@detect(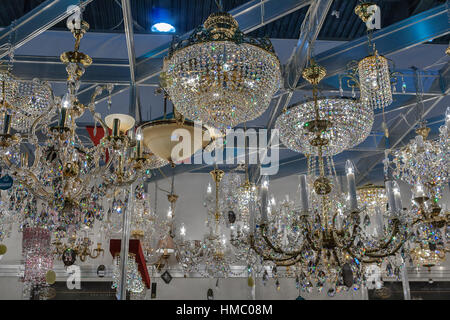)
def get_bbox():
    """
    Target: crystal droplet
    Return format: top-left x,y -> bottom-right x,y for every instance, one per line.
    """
363,214 -> 371,227
248,276 -> 254,287
262,270 -> 268,286
352,86 -> 356,98
386,263 -> 393,276
342,263 -> 354,288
